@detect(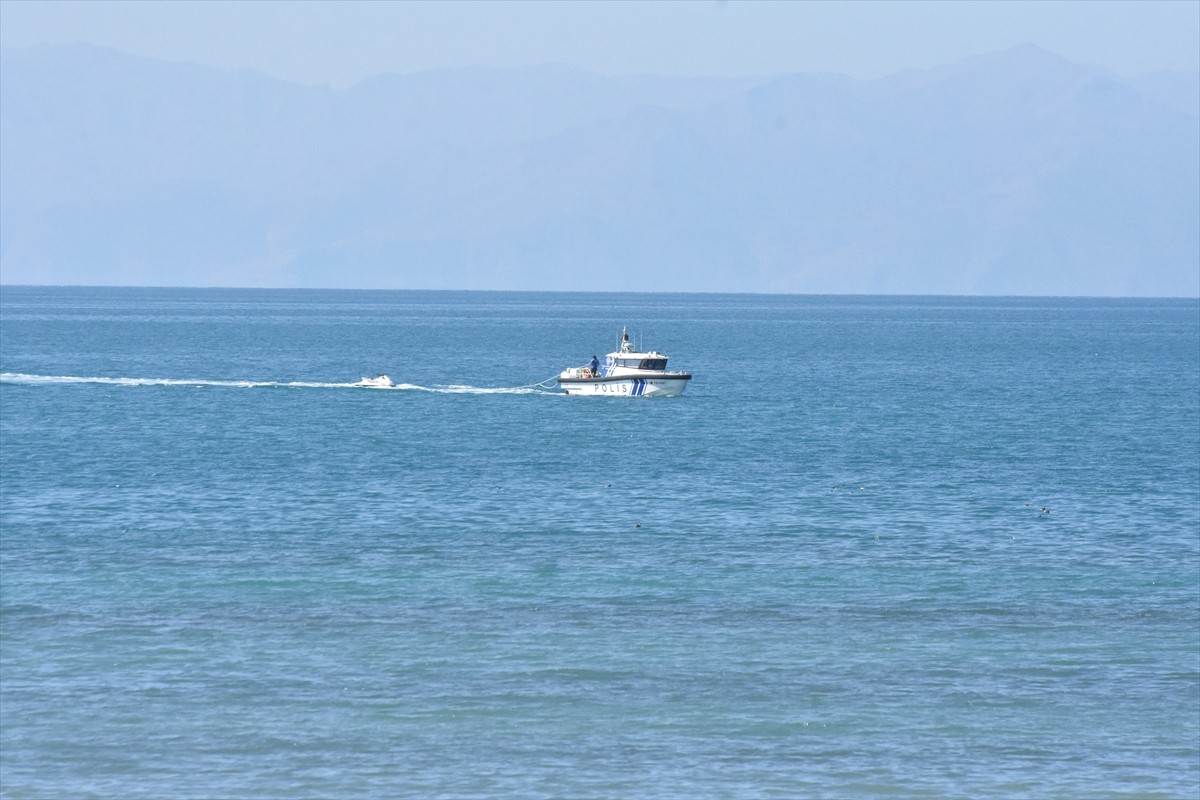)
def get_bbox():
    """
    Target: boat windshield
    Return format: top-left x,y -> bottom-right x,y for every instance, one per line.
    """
638,358 -> 667,370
